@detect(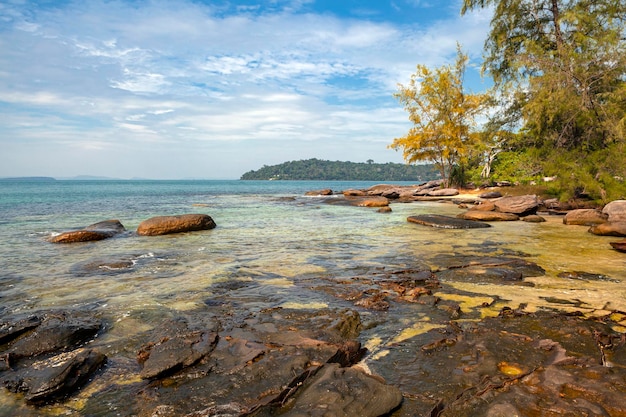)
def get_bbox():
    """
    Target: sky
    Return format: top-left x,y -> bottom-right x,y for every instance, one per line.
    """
0,0 -> 493,179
